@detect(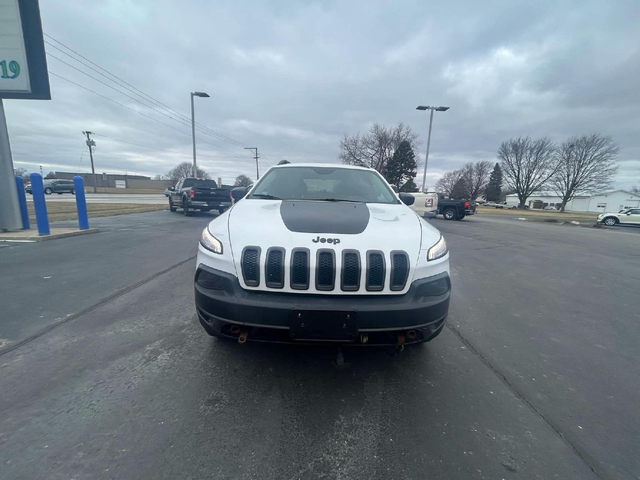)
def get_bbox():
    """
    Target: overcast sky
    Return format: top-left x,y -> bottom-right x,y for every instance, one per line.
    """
5,0 -> 640,188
